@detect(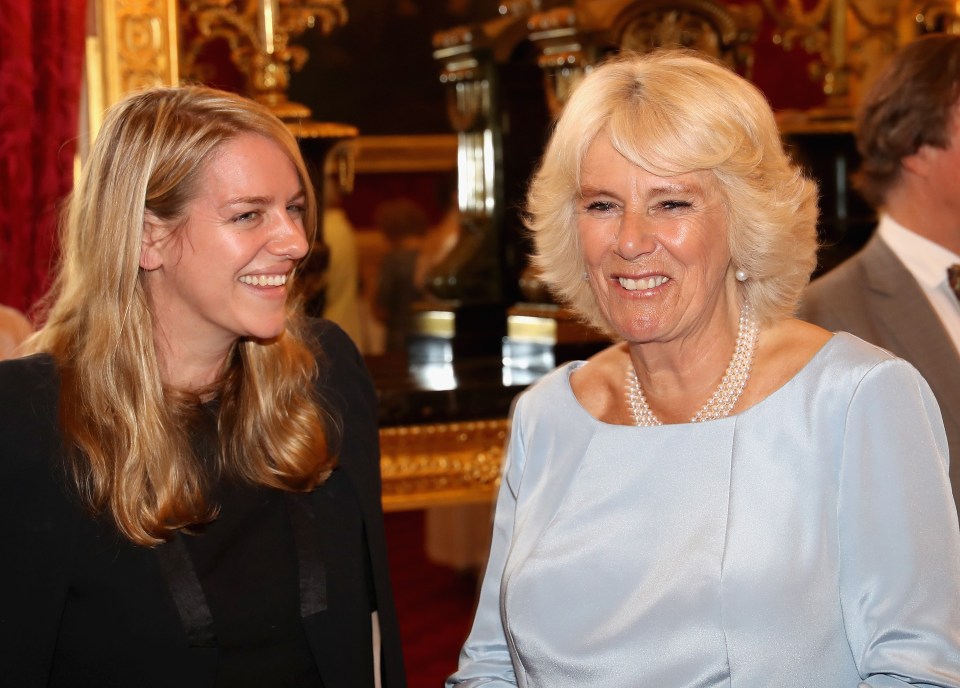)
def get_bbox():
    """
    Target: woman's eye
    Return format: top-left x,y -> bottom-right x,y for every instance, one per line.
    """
659,200 -> 692,211
287,204 -> 305,218
585,200 -> 616,213
234,210 -> 260,223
